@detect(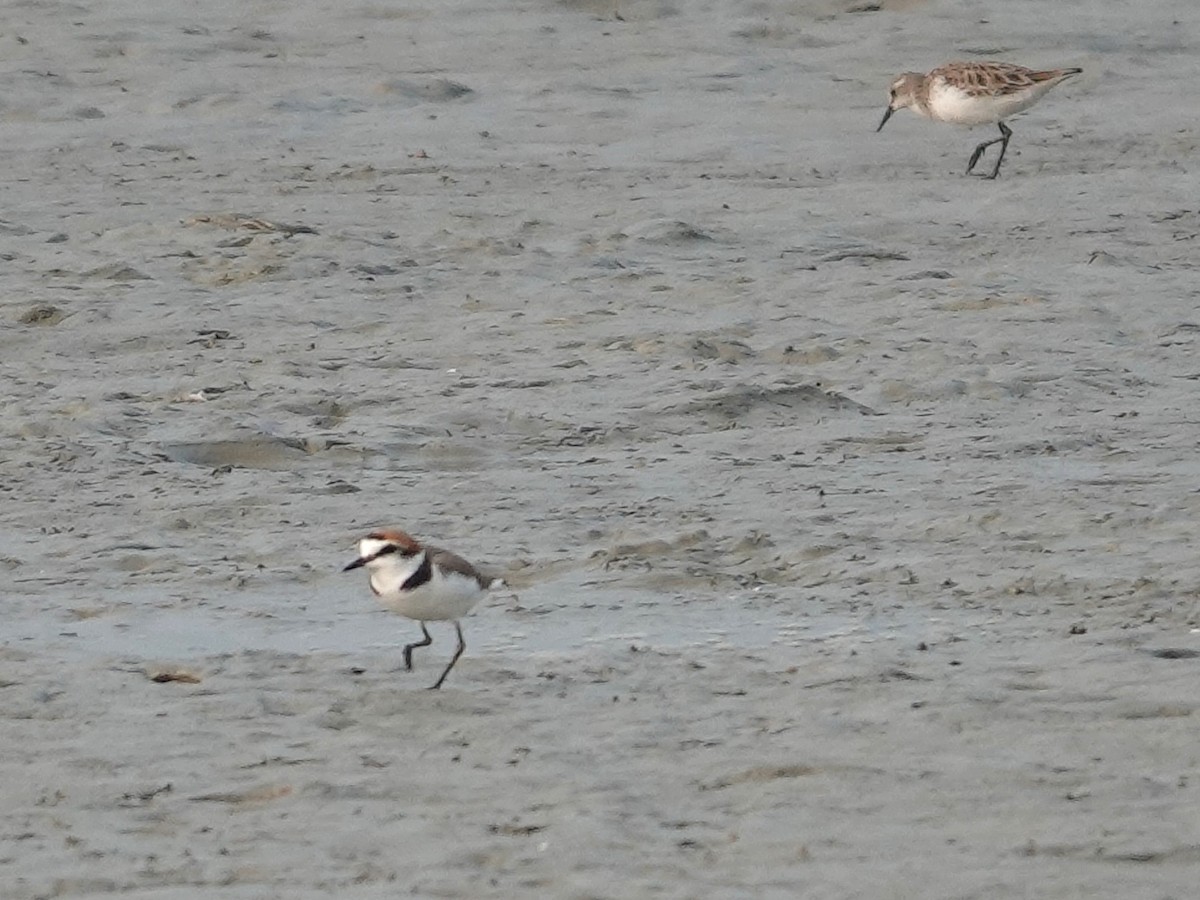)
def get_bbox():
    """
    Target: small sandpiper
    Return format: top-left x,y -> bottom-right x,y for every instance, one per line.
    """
877,61 -> 1082,178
